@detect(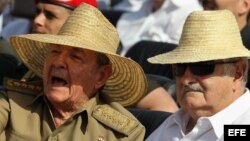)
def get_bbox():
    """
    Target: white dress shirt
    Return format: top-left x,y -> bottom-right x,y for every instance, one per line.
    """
117,0 -> 203,56
146,89 -> 250,141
